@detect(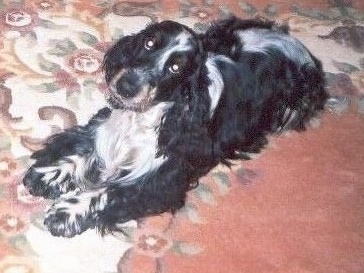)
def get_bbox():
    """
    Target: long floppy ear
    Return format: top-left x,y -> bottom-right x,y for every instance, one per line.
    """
103,35 -> 136,84
157,69 -> 216,168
